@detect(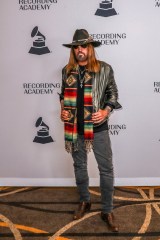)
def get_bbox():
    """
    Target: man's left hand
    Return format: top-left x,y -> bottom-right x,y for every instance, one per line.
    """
92,108 -> 111,124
